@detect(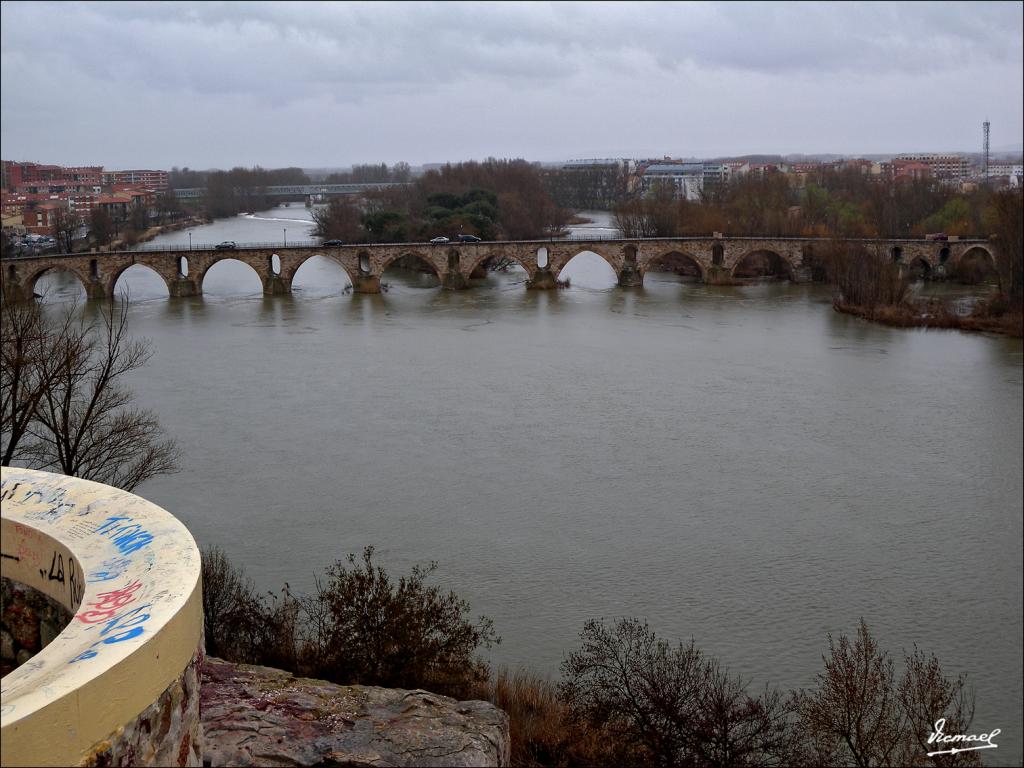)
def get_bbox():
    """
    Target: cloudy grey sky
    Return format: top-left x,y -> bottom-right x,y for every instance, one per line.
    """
2,1 -> 1022,169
